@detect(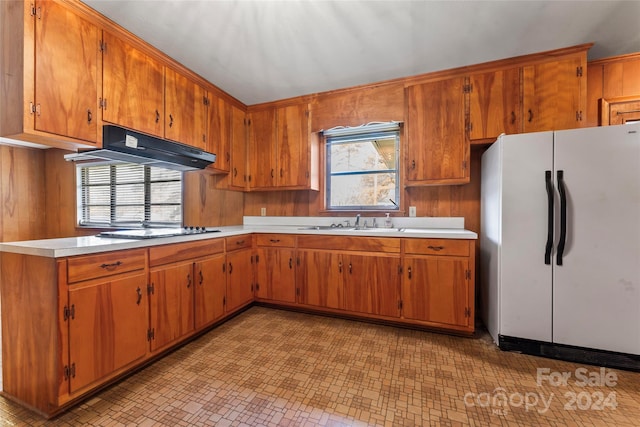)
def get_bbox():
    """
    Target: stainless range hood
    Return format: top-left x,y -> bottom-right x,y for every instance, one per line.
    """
64,125 -> 216,171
